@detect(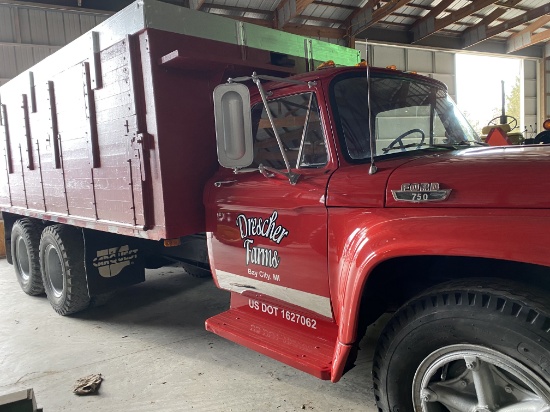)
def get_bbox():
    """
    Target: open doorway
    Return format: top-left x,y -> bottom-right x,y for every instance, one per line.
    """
456,54 -> 523,136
